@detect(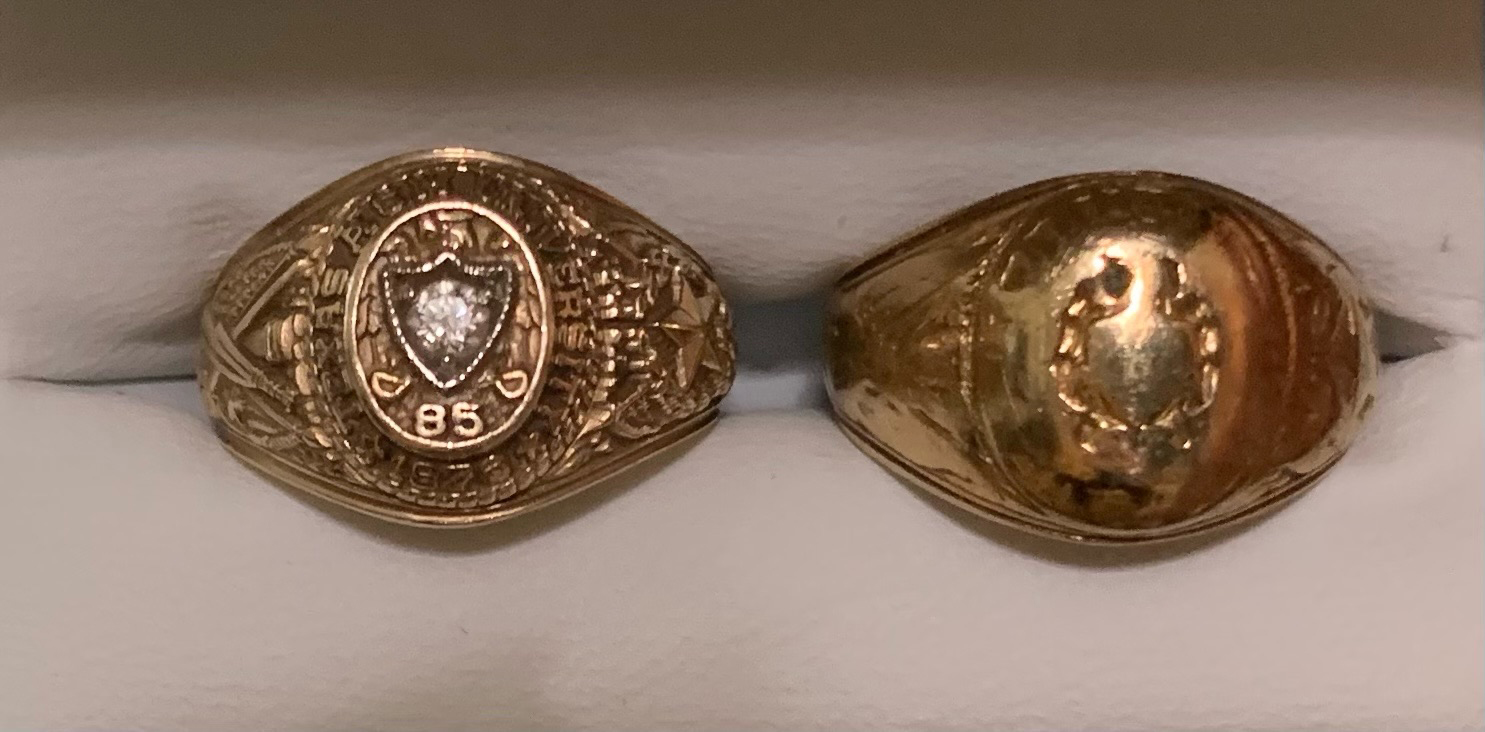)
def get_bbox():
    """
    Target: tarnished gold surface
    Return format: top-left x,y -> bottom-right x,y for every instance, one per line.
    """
827,172 -> 1377,544
199,149 -> 734,527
